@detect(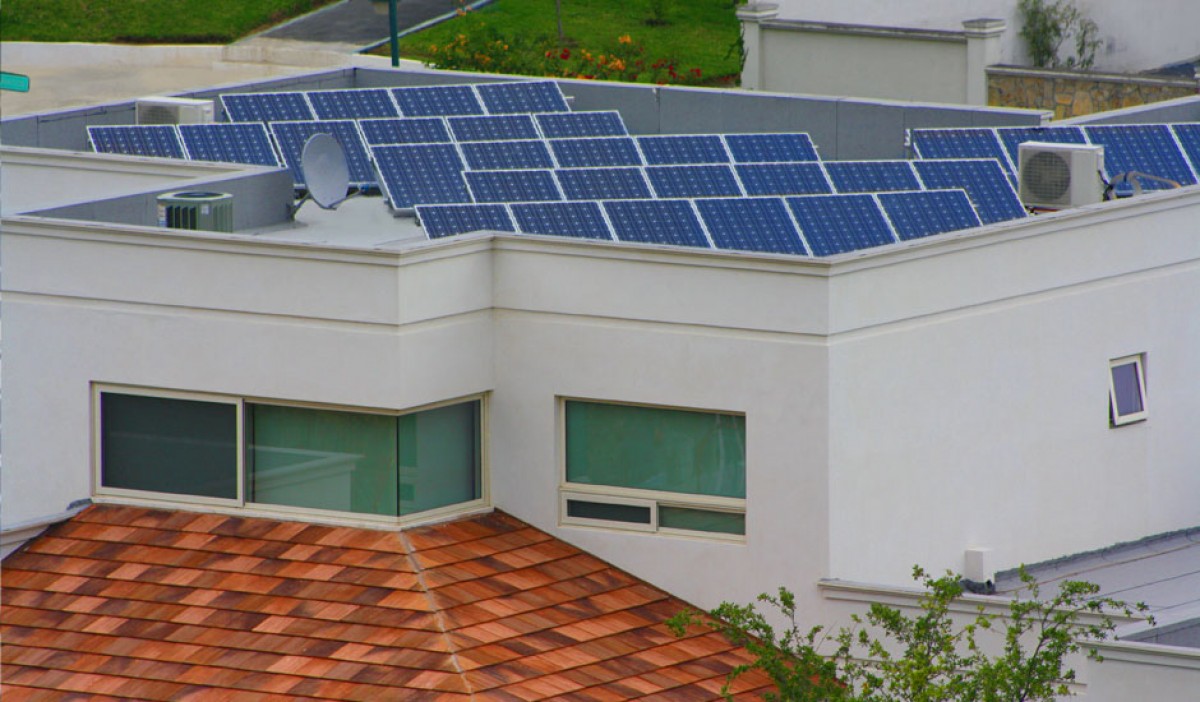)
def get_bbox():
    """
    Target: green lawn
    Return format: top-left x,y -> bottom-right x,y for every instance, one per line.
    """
391,0 -> 744,86
0,0 -> 337,43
